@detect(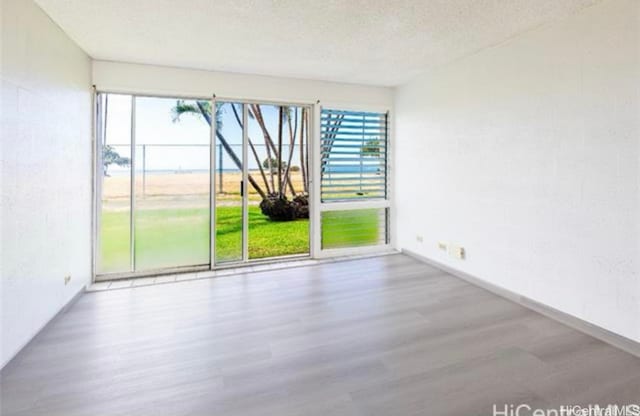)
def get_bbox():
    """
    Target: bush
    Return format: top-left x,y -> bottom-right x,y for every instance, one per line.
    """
260,194 -> 295,221
259,193 -> 309,221
291,194 -> 309,219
